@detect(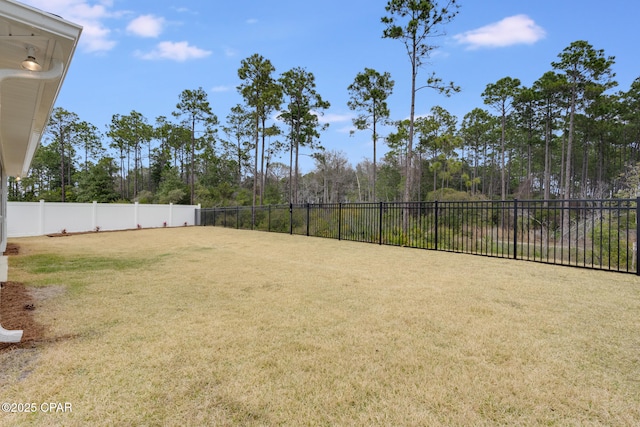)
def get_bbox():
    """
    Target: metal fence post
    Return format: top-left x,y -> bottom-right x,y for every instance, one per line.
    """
434,200 -> 439,251
379,202 -> 383,245
511,199 -> 517,259
289,203 -> 293,235
338,203 -> 342,241
633,197 -> 640,276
